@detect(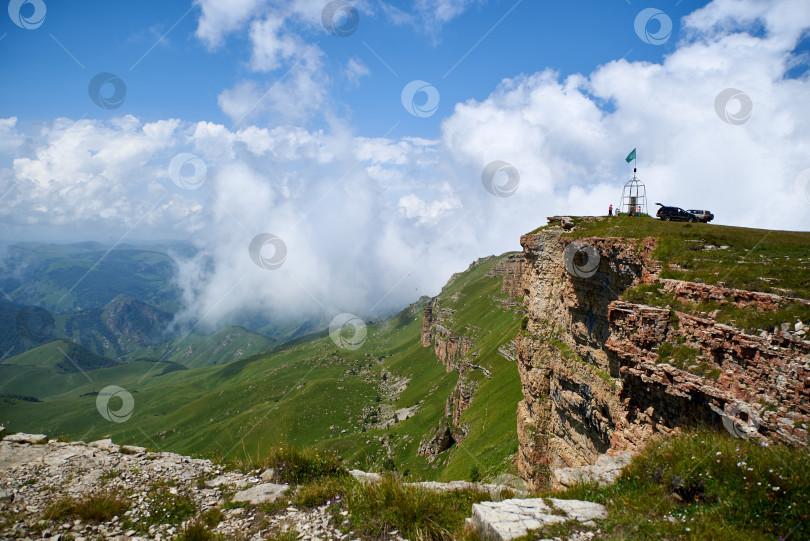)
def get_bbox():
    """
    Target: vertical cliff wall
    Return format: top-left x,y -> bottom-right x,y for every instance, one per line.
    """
516,228 -> 810,490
